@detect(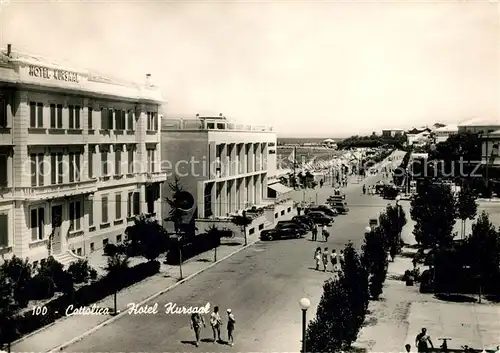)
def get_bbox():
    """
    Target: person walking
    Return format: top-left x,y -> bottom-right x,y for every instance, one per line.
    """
190,312 -> 205,347
362,184 -> 366,194
209,306 -> 222,343
226,309 -> 236,347
312,224 -> 318,241
322,247 -> 329,272
415,328 -> 434,353
314,247 -> 322,270
322,224 -> 329,242
330,249 -> 338,273
339,249 -> 345,269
